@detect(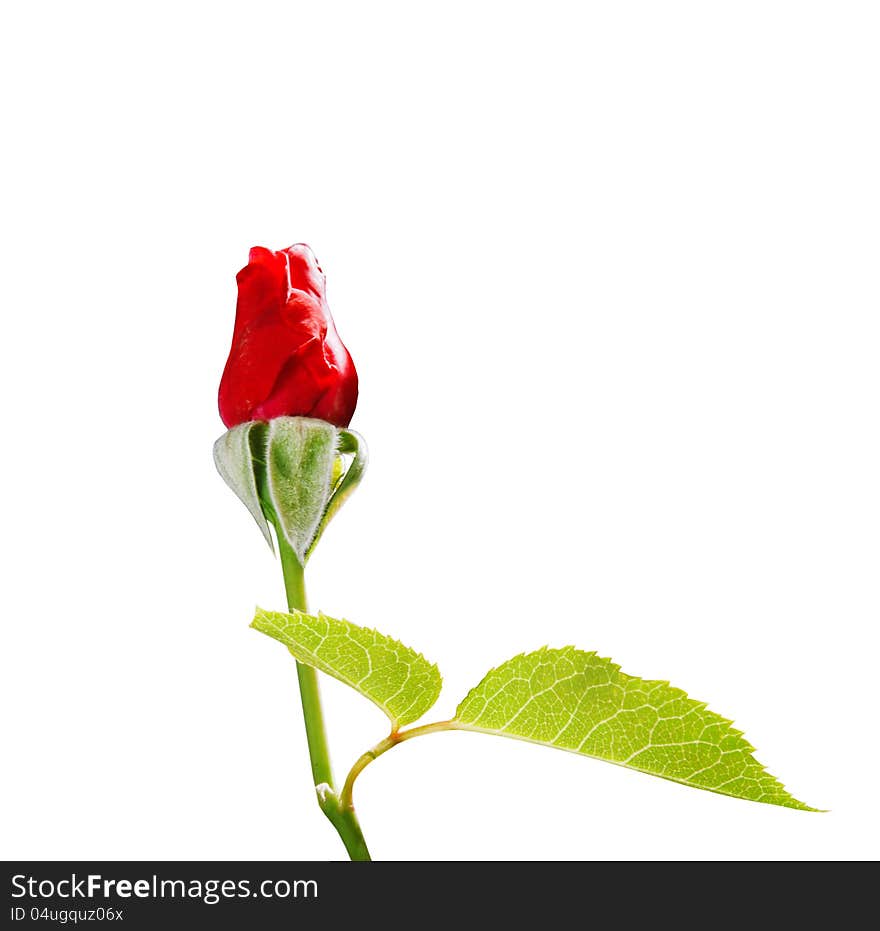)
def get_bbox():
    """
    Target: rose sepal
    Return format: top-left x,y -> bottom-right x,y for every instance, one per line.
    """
213,415 -> 367,565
